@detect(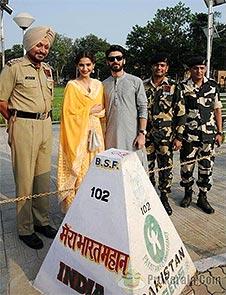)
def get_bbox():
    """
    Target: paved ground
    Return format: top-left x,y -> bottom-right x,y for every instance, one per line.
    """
0,124 -> 225,295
